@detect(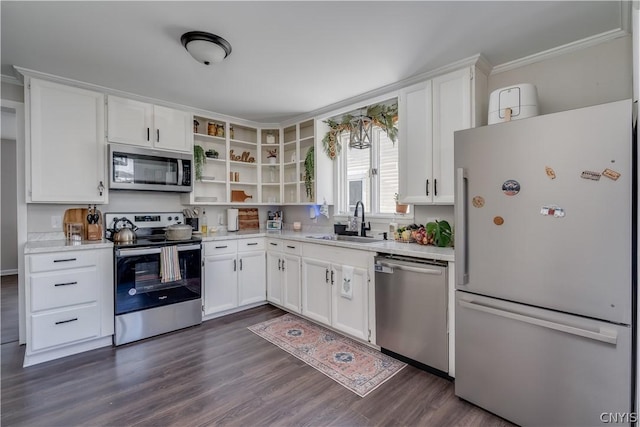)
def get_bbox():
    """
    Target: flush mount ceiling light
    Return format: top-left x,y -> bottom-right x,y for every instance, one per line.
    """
349,113 -> 373,149
181,31 -> 232,65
